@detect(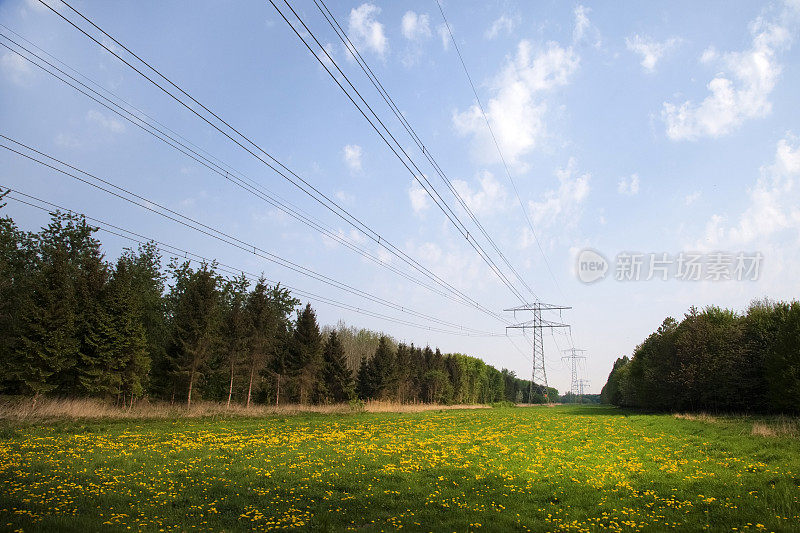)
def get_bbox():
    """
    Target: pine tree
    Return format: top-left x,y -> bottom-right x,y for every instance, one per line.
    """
0,191 -> 36,393
223,274 -> 250,407
76,257 -> 117,397
116,243 -> 167,398
321,330 -> 353,403
79,285 -> 121,398
356,355 -> 371,400
287,303 -> 323,404
13,212 -> 84,399
243,279 -> 270,408
107,261 -> 150,405
53,213 -> 108,396
168,261 -> 223,407
393,343 -> 412,403
368,336 -> 396,400
249,280 -> 298,406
